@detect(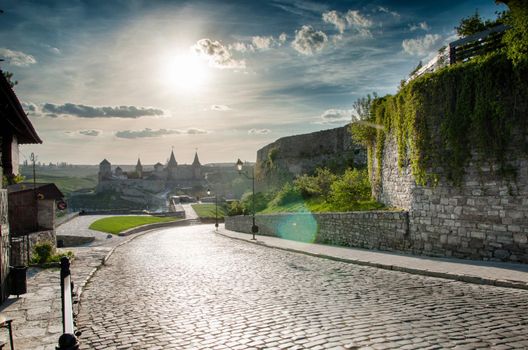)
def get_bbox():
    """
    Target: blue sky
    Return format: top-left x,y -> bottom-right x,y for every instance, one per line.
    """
1,0 -> 505,165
